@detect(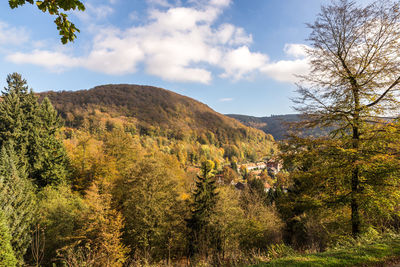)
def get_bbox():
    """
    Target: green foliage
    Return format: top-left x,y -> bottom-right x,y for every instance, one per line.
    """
278,124 -> 400,249
8,0 -> 85,44
0,211 -> 17,267
0,143 -> 37,264
34,97 -> 70,186
253,233 -> 400,267
69,182 -> 128,267
187,160 -> 220,260
37,185 -> 87,265
41,84 -> 275,163
211,186 -> 244,260
118,155 -> 186,263
239,188 -> 283,252
0,73 -> 70,188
